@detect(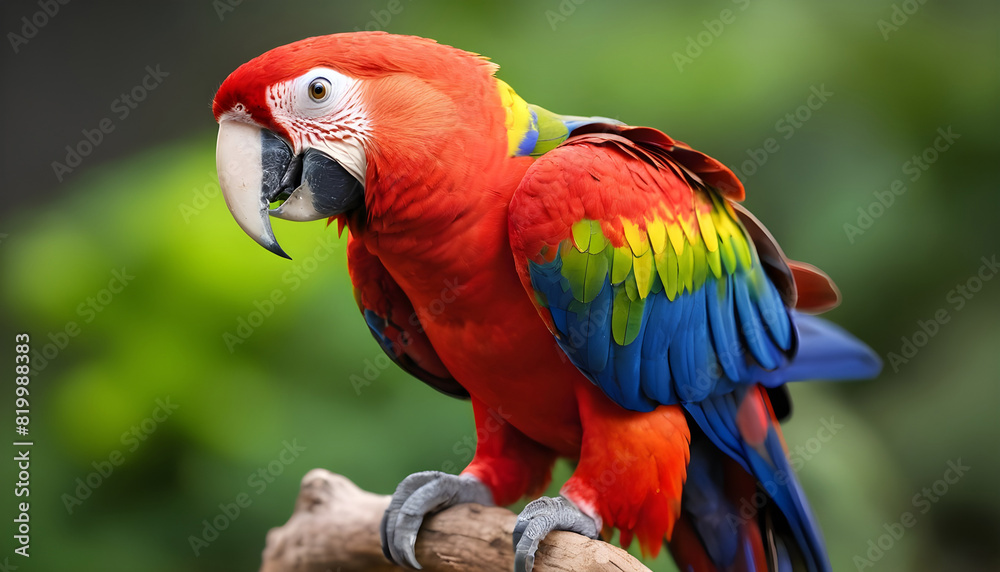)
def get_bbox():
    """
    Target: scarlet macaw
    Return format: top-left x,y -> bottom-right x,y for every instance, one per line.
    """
213,32 -> 880,572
